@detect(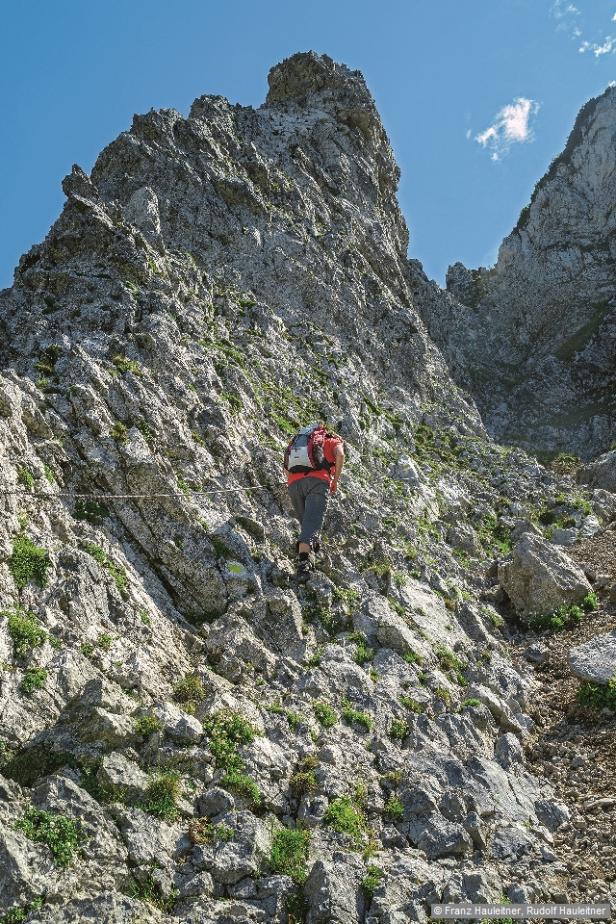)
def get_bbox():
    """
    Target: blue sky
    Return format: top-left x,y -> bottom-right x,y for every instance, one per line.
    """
1,0 -> 615,288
